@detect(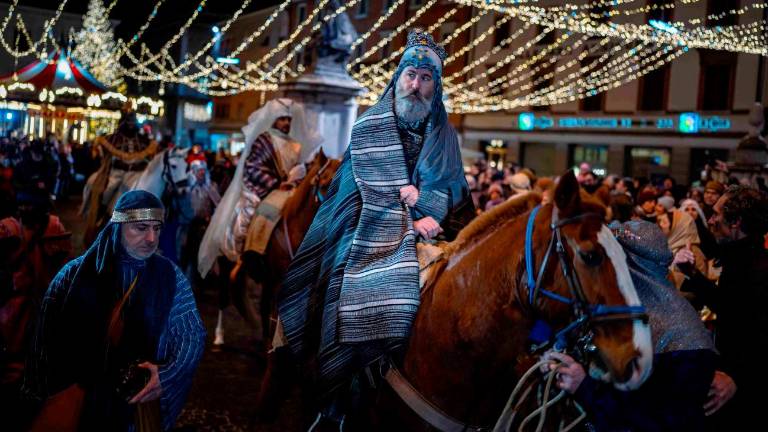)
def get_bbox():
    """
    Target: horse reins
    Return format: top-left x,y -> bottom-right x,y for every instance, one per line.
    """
523,204 -> 648,354
311,159 -> 332,204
